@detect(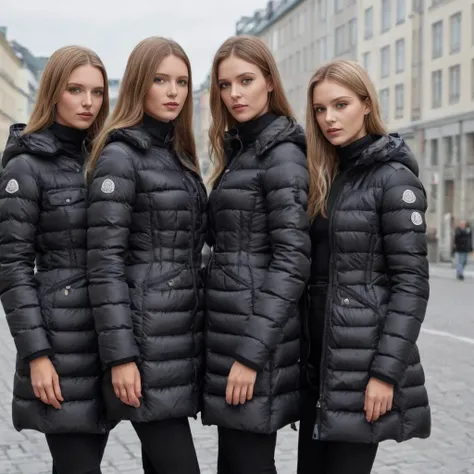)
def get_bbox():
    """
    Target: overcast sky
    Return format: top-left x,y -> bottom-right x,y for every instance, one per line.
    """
2,0 -> 268,87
